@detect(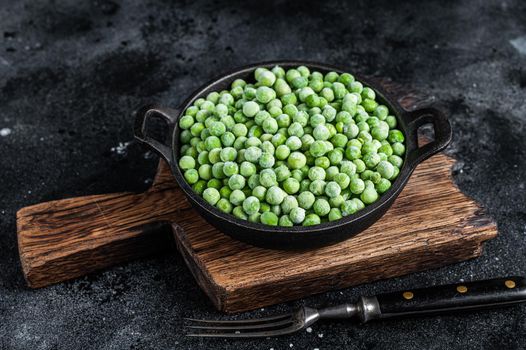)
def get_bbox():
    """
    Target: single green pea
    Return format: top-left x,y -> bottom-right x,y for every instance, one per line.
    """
386,115 -> 397,128
228,174 -> 246,190
184,169 -> 199,184
283,177 -> 300,194
289,207 -> 306,224
259,168 -> 277,188
308,166 -> 326,181
388,129 -> 405,143
216,198 -> 233,214
303,213 -> 321,226
260,211 -> 278,225
275,79 -> 292,97
252,186 -> 267,201
179,155 -> 196,170
279,215 -> 294,227
325,181 -> 342,198
192,180 -> 207,195
329,195 -> 345,208
388,155 -> 403,168
361,186 -> 378,204
315,156 -> 331,169
376,178 -> 391,194
229,189 -> 246,206
353,159 -> 366,173
377,160 -> 395,179
272,66 -> 285,78
326,166 -> 339,181
313,198 -> 331,216
392,142 -> 405,156
238,161 -> 256,177
328,208 -> 343,221
309,140 -> 328,157
198,164 -> 212,180
288,152 -> 307,169
309,179 -> 326,196
203,187 -> 220,206
363,152 -> 381,168
266,186 -> 286,205
220,185 -> 232,199
259,152 -> 275,168
350,178 -> 365,194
